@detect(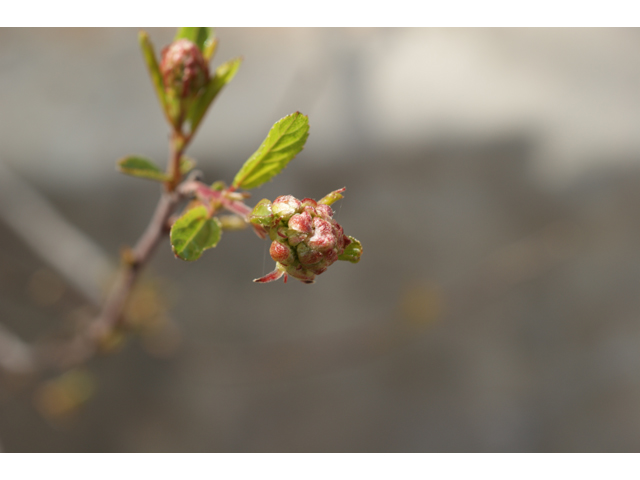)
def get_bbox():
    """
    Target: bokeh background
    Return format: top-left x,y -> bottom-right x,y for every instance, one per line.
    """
2,28 -> 640,452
